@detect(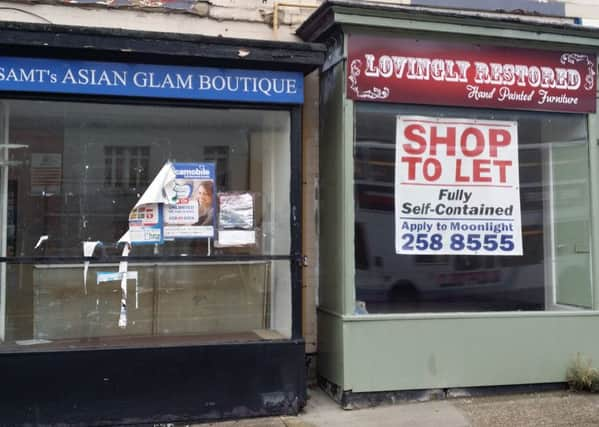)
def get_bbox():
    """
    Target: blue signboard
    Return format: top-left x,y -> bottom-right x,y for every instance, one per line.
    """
0,57 -> 304,104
